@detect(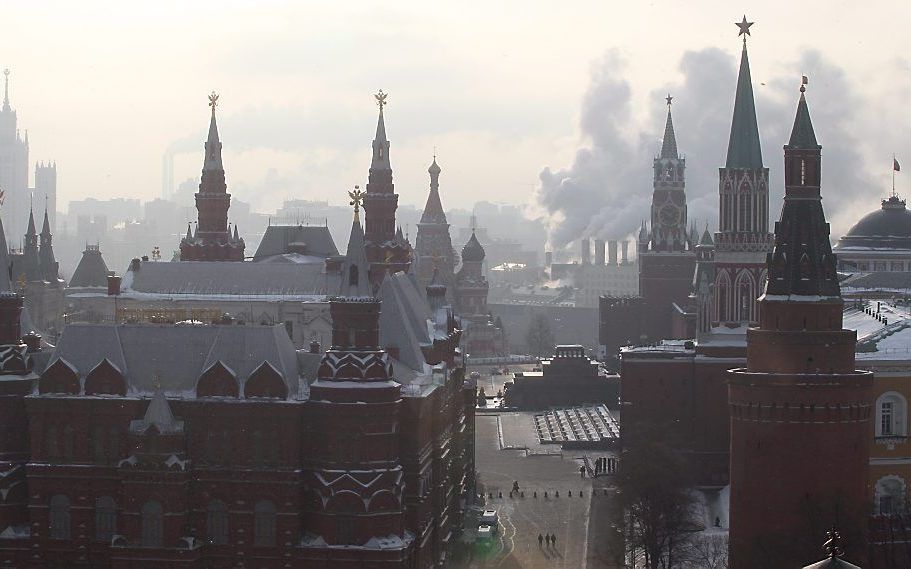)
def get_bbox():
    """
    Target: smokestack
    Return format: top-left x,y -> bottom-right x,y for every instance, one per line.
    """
608,241 -> 618,265
594,239 -> 605,265
581,238 -> 591,265
621,240 -> 629,264
545,251 -> 553,267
